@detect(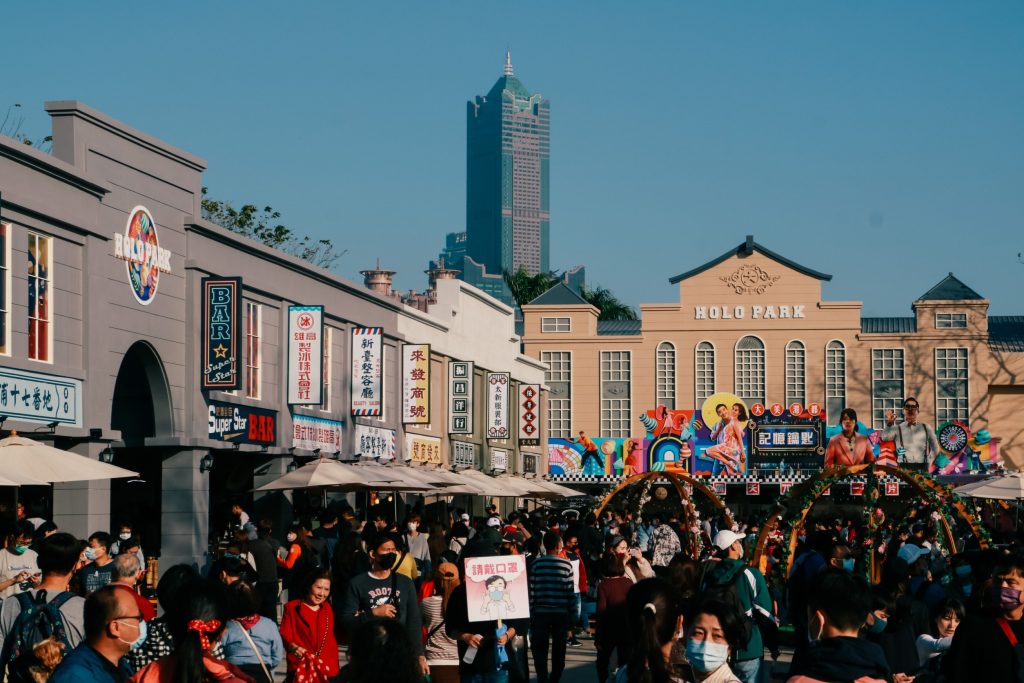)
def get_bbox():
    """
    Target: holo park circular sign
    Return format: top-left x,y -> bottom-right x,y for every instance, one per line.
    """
113,206 -> 172,305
